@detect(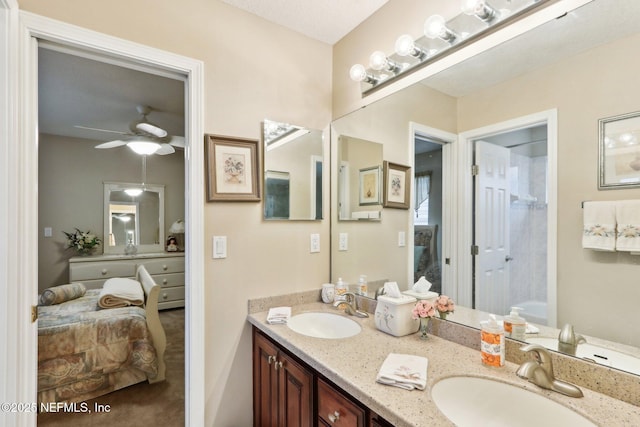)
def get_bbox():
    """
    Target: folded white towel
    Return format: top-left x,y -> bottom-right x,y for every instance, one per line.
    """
266,306 -> 291,324
376,353 -> 428,391
98,278 -> 144,308
615,200 -> 640,252
582,201 -> 616,251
